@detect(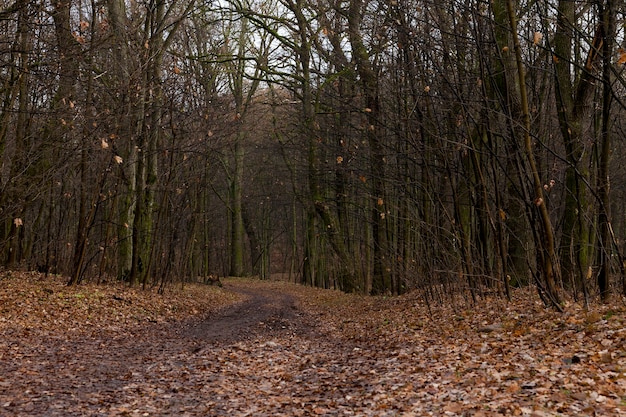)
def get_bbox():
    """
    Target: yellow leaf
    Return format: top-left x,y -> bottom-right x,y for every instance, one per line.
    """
618,48 -> 626,65
377,198 -> 384,206
13,218 -> 23,227
100,138 -> 109,149
114,155 -> 123,164
533,32 -> 543,45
